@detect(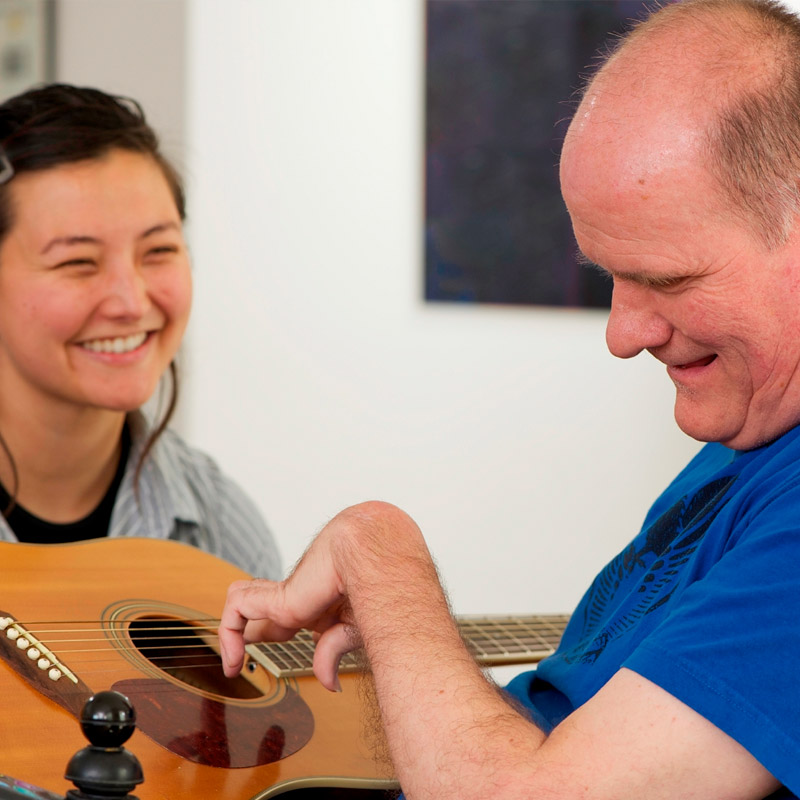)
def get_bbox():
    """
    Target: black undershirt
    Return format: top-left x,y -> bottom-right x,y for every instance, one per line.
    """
2,424 -> 132,544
